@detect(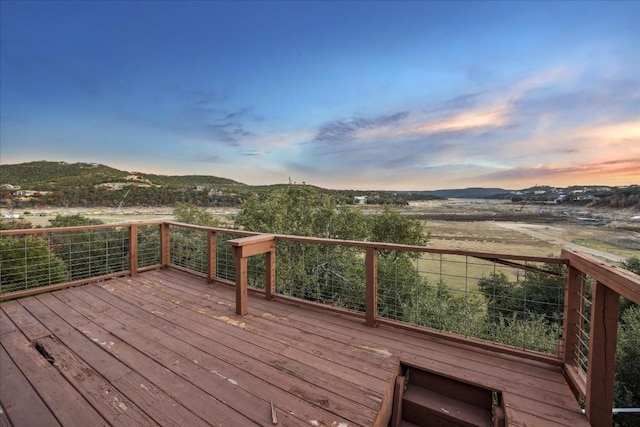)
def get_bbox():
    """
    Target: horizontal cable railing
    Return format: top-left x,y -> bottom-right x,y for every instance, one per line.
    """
162,222 -> 257,282
0,223 -> 158,299
374,249 -> 565,355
